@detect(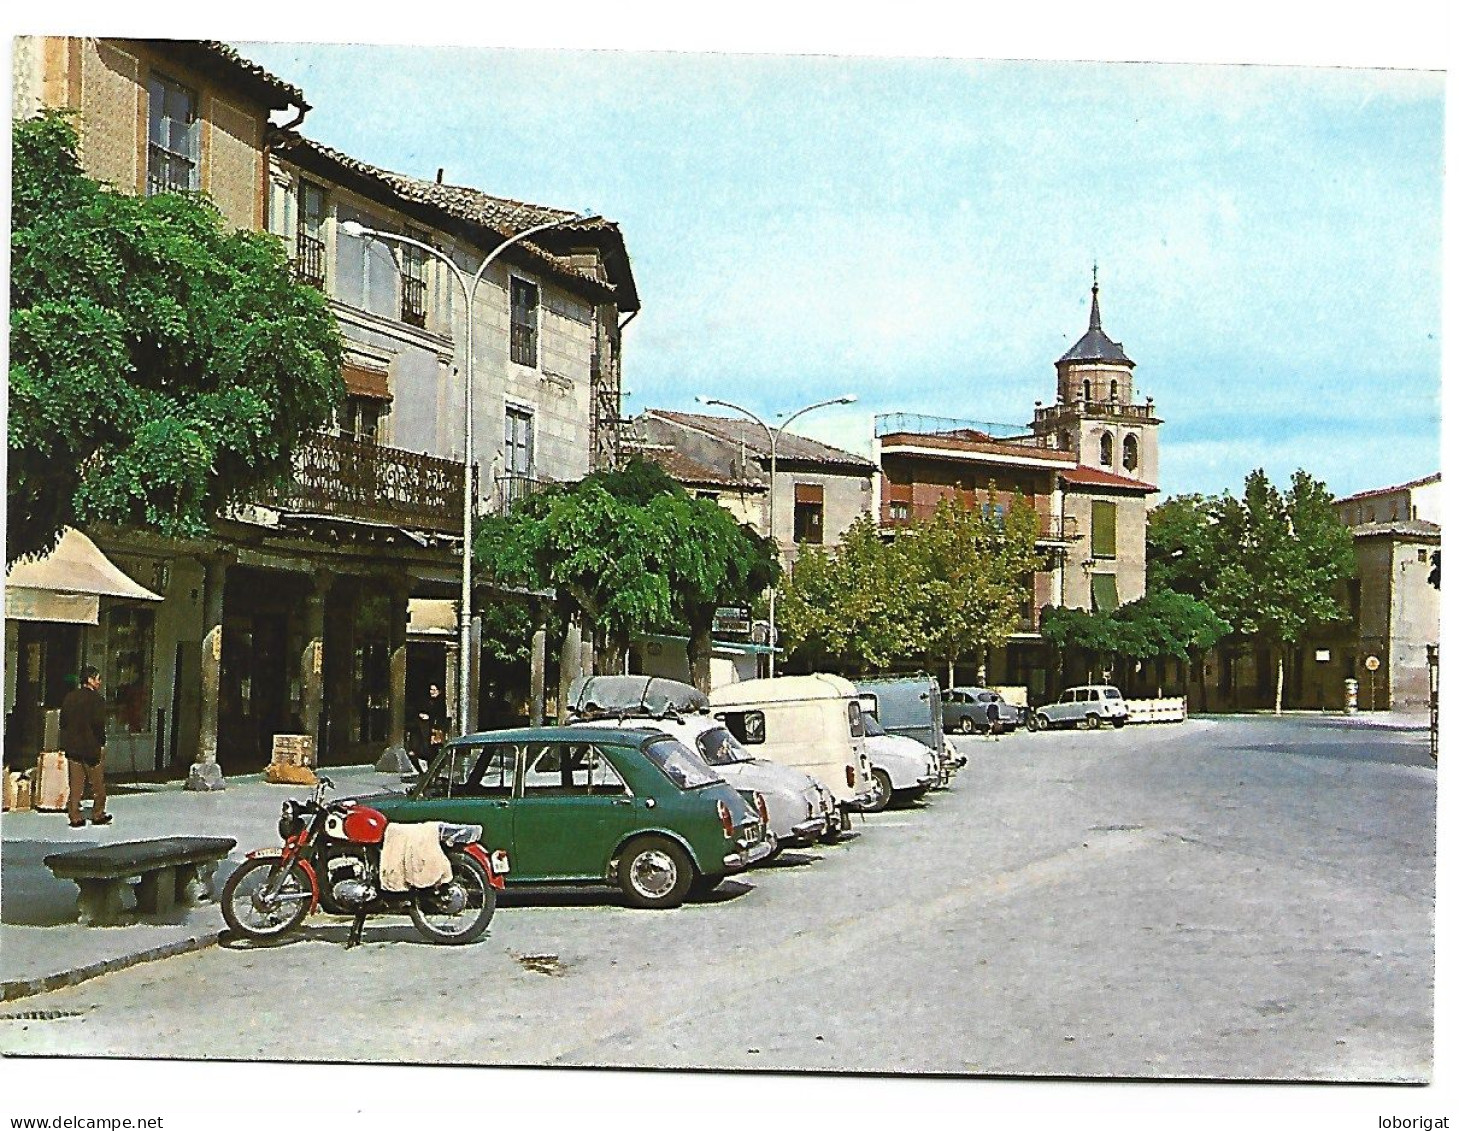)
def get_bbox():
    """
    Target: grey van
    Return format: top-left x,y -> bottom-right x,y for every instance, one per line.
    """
854,674 -> 962,785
